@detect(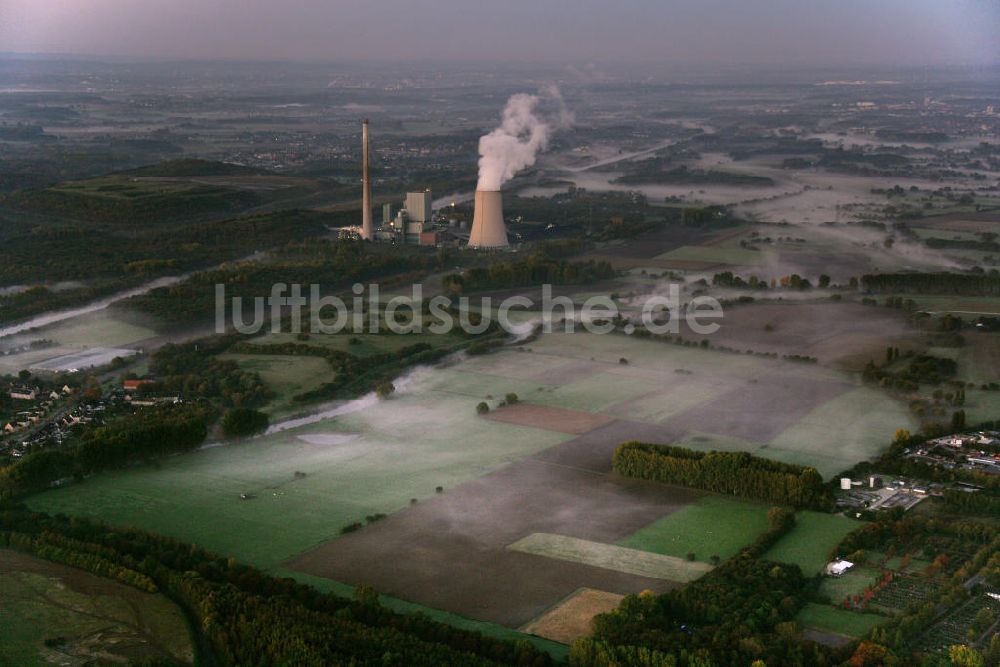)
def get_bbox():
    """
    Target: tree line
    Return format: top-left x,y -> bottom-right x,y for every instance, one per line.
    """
0,504 -> 554,666
0,209 -> 333,325
612,442 -> 831,510
123,239 -> 440,324
862,271 -> 1000,296
443,257 -> 615,294
0,403 -> 213,497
